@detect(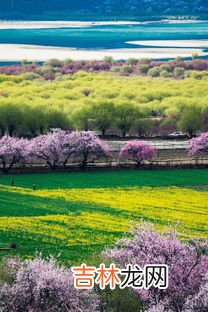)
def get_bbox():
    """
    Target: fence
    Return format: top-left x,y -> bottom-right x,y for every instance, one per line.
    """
2,157 -> 207,174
